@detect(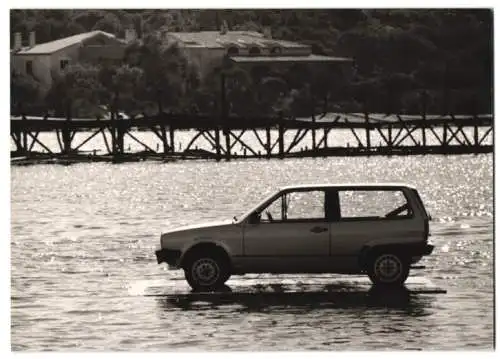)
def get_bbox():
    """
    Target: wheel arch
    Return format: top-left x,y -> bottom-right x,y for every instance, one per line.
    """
180,241 -> 232,269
